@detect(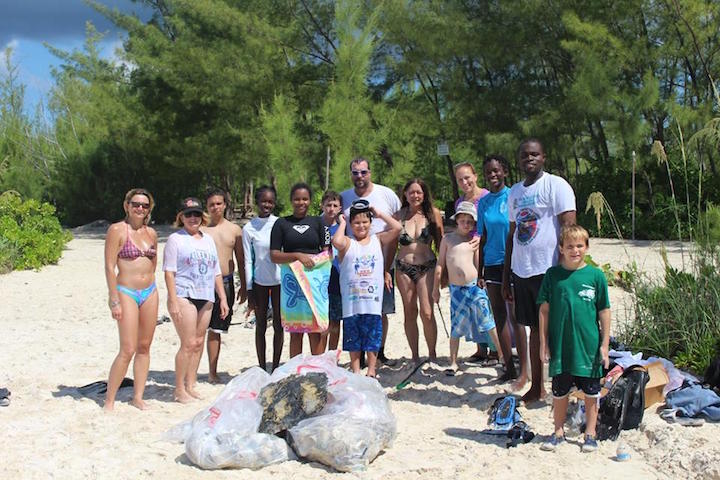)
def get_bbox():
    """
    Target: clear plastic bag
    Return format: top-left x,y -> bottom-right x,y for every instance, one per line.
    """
285,352 -> 397,472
